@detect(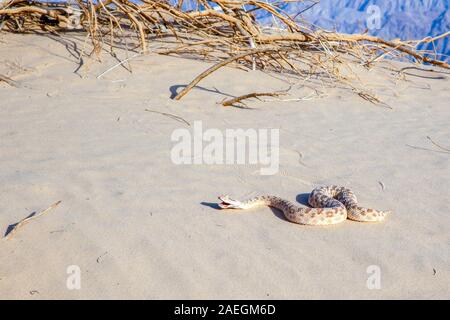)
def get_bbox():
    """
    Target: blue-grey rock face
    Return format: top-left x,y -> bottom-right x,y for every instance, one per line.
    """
255,0 -> 449,59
